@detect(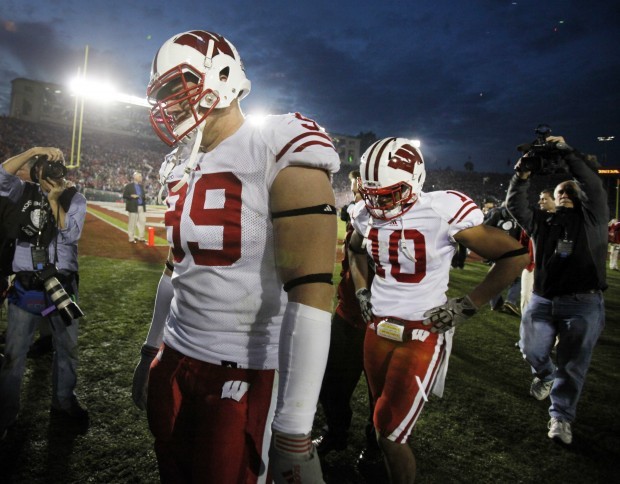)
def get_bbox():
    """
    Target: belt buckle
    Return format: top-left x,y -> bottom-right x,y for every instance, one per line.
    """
376,319 -> 405,342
